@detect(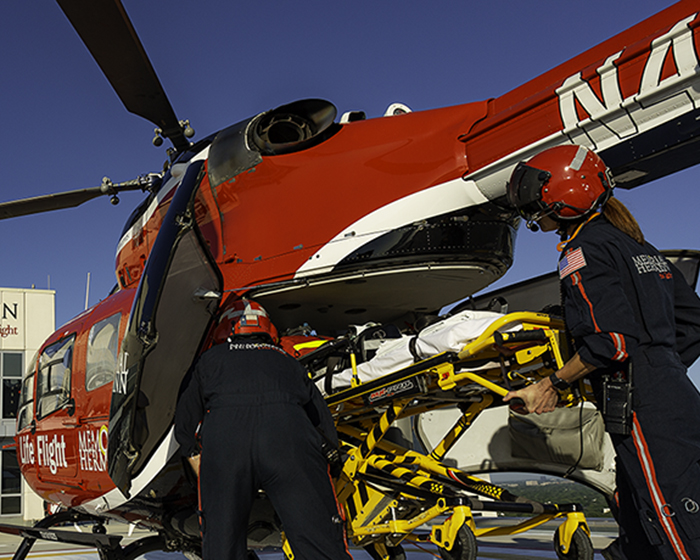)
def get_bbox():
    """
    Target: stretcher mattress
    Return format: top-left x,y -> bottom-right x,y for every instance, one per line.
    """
325,310 -> 522,391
